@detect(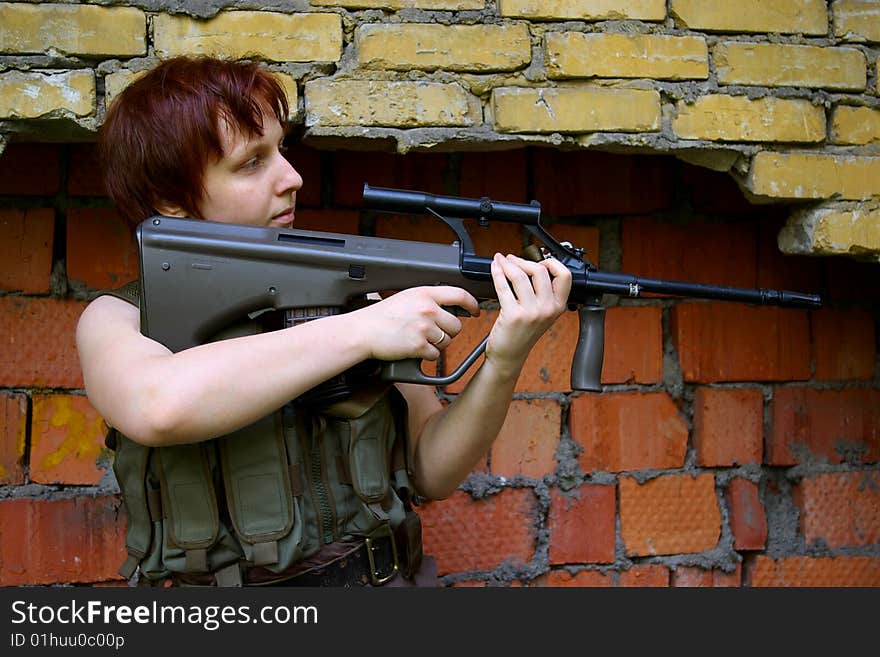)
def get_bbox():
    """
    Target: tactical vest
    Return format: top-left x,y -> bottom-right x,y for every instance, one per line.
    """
100,282 -> 422,586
